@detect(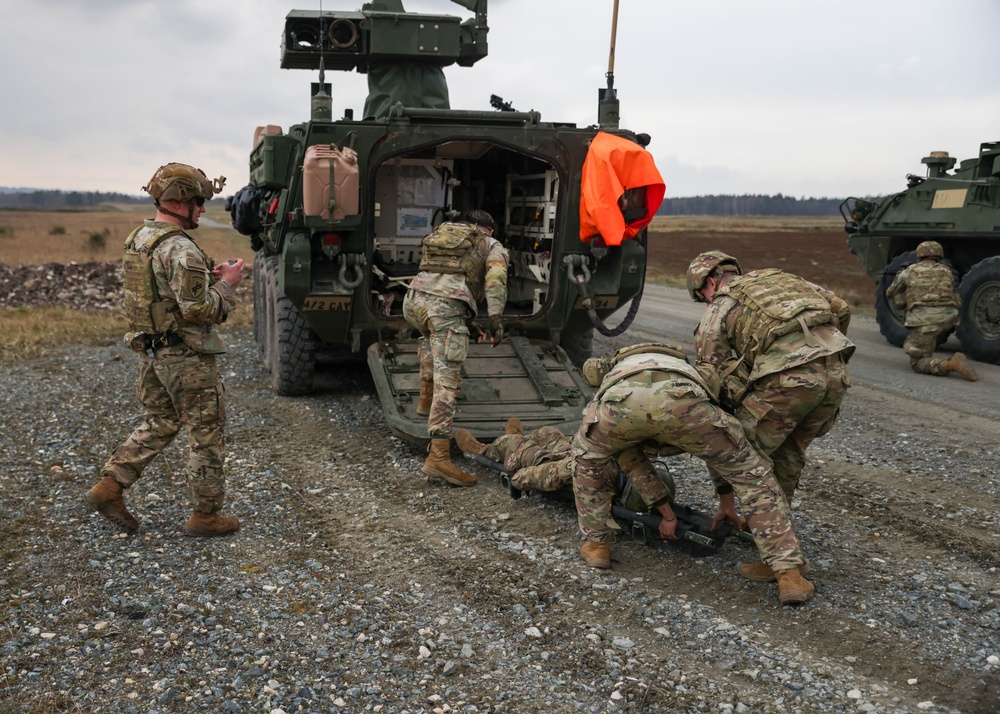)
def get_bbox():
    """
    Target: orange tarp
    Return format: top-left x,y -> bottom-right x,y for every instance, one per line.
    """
579,131 -> 665,246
